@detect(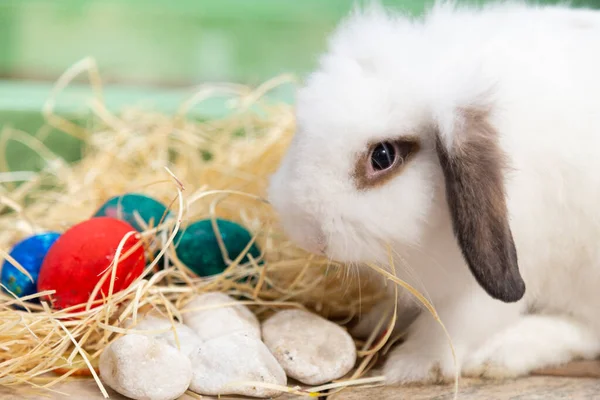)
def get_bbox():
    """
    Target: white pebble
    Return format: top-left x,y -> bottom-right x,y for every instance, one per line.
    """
182,292 -> 260,340
189,331 -> 286,398
262,309 -> 357,385
99,334 -> 192,400
130,315 -> 203,357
